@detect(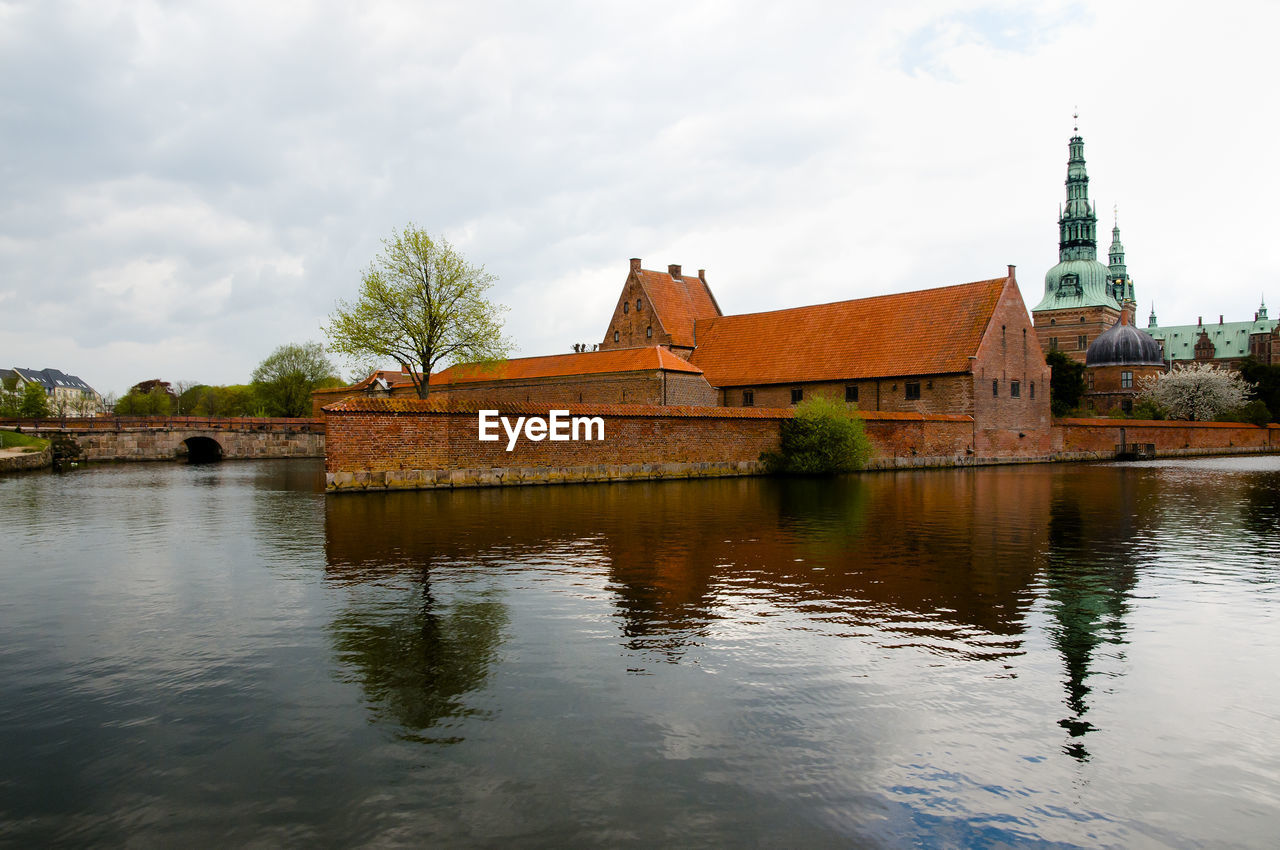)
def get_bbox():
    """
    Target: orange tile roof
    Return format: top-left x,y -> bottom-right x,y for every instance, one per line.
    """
636,269 -> 721,347
431,345 -> 702,385
690,276 -> 1009,386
